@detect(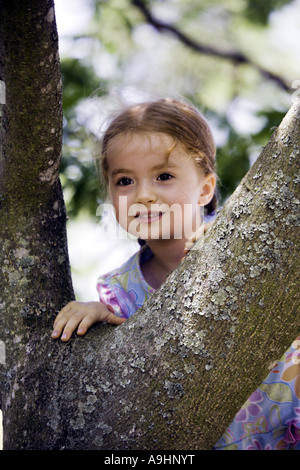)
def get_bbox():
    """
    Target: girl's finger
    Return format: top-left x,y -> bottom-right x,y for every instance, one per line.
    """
106,313 -> 126,326
53,301 -> 77,327
52,309 -> 82,340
